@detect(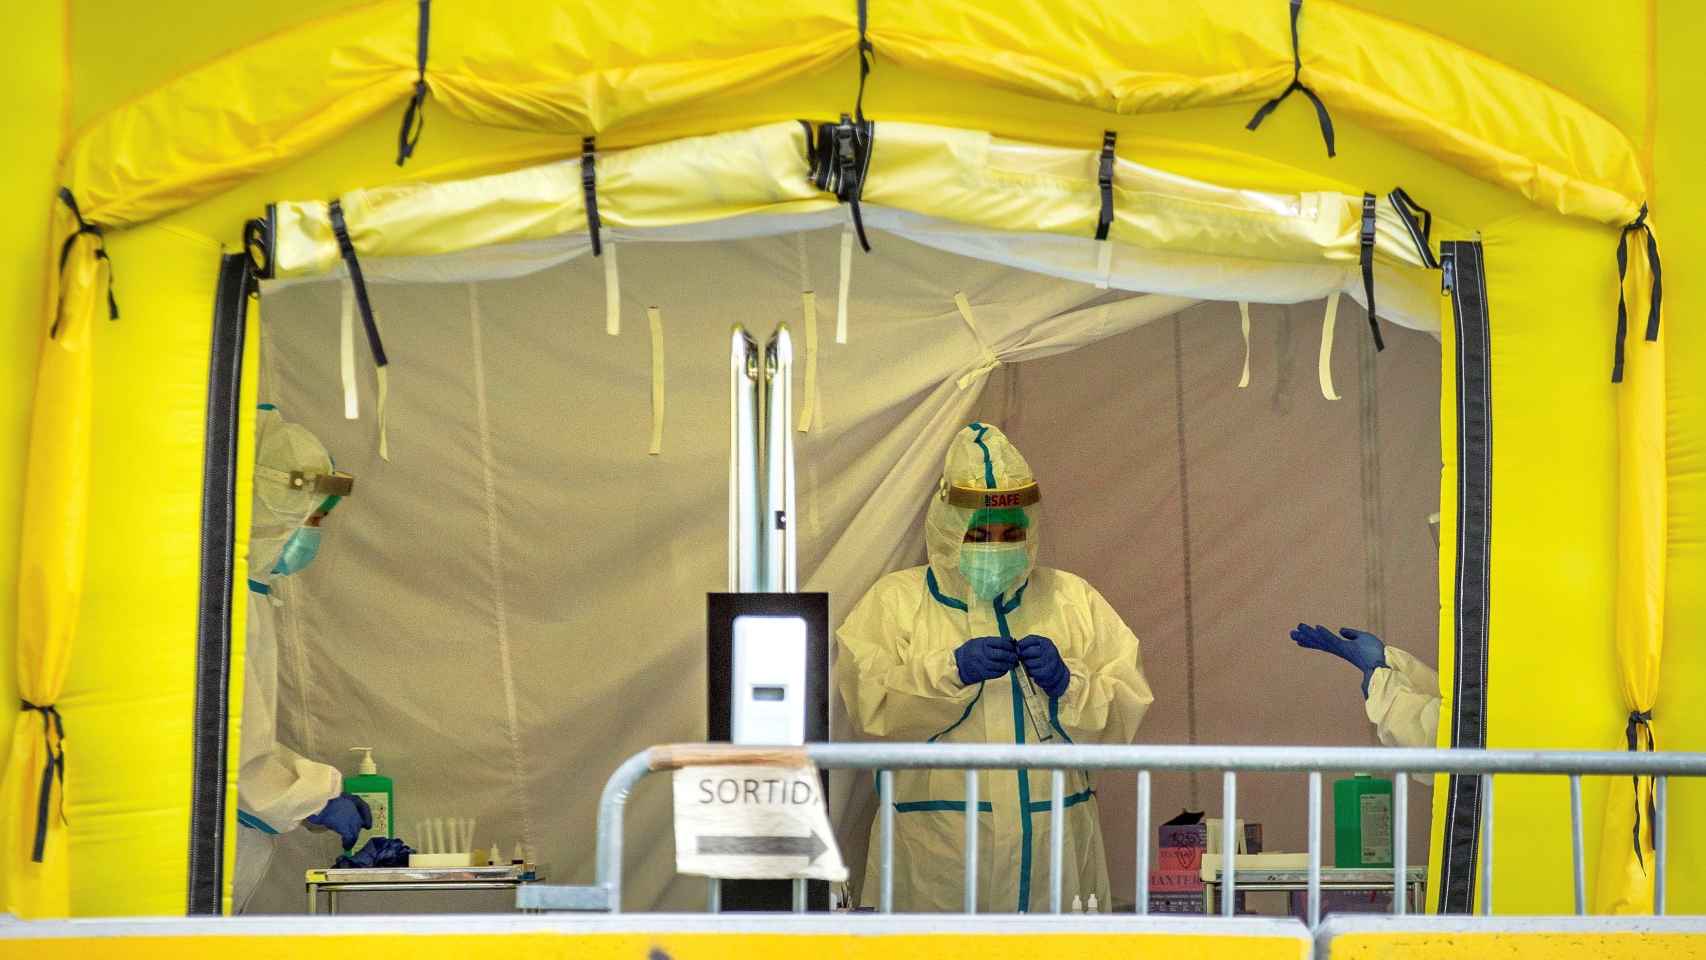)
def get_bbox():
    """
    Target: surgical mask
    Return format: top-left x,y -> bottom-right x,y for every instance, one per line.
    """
959,543 -> 1028,601
271,527 -> 322,576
